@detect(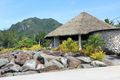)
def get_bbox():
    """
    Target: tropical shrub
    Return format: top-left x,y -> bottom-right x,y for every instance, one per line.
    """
83,34 -> 105,50
29,44 -> 42,51
58,38 -> 79,53
21,47 -> 30,50
90,50 -> 105,61
0,48 -> 14,54
15,37 -> 36,49
81,34 -> 105,61
81,45 -> 94,56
